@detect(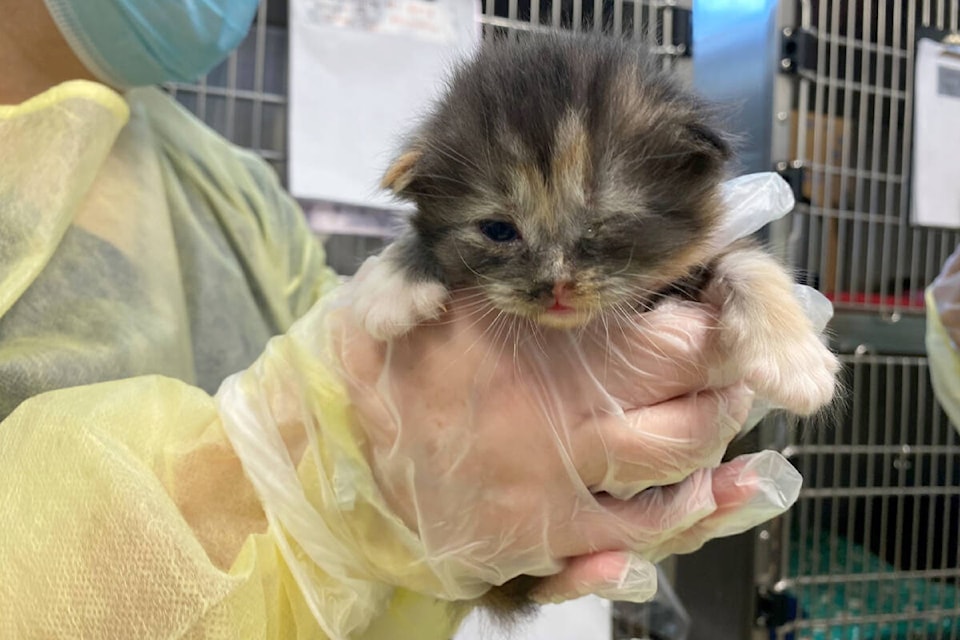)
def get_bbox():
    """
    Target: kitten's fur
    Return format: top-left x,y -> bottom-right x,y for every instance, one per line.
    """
352,33 -> 839,618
